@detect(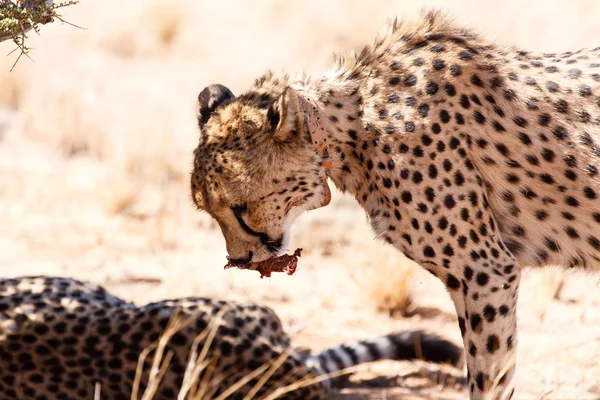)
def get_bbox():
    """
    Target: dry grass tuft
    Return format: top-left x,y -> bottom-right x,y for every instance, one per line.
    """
140,0 -> 183,47
131,307 -> 180,400
347,245 -> 416,317
129,306 -> 304,400
532,267 -> 567,322
131,306 -> 226,400
0,67 -> 22,106
129,306 -> 365,400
